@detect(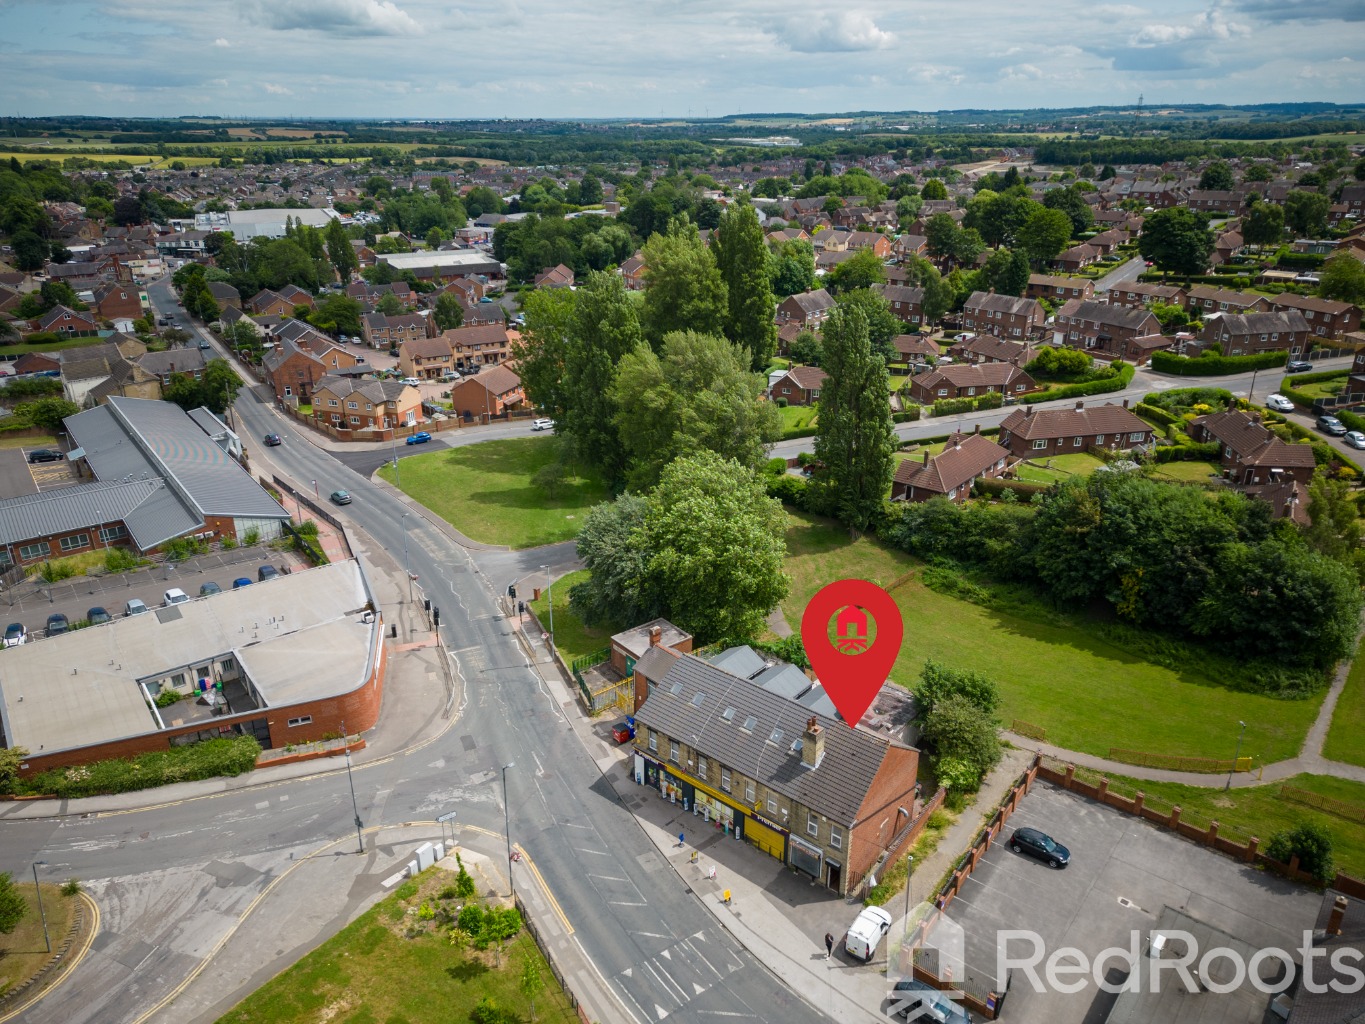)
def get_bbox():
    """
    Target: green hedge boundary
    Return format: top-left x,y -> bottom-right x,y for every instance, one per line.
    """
9,735 -> 262,799
1150,350 -> 1288,376
1134,402 -> 1181,428
1027,362 -> 1135,404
